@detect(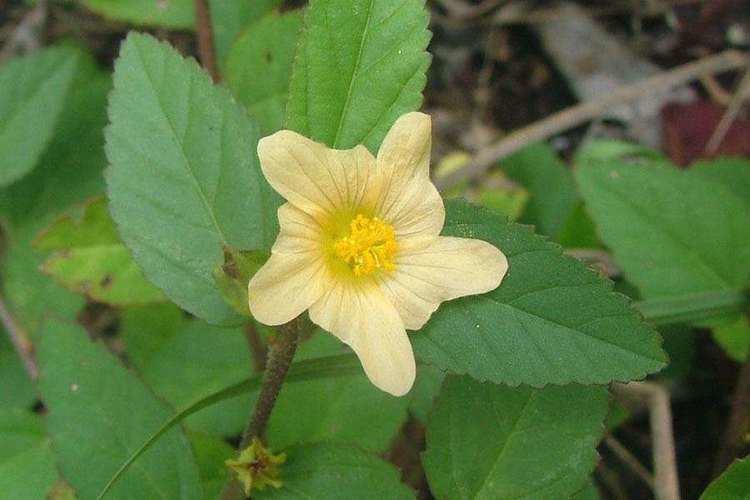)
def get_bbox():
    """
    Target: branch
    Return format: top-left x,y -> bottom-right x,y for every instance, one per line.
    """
0,294 -> 38,380
705,68 -> 750,154
222,317 -> 302,499
713,356 -> 750,476
613,382 -> 680,500
193,0 -> 219,82
434,49 -> 749,192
